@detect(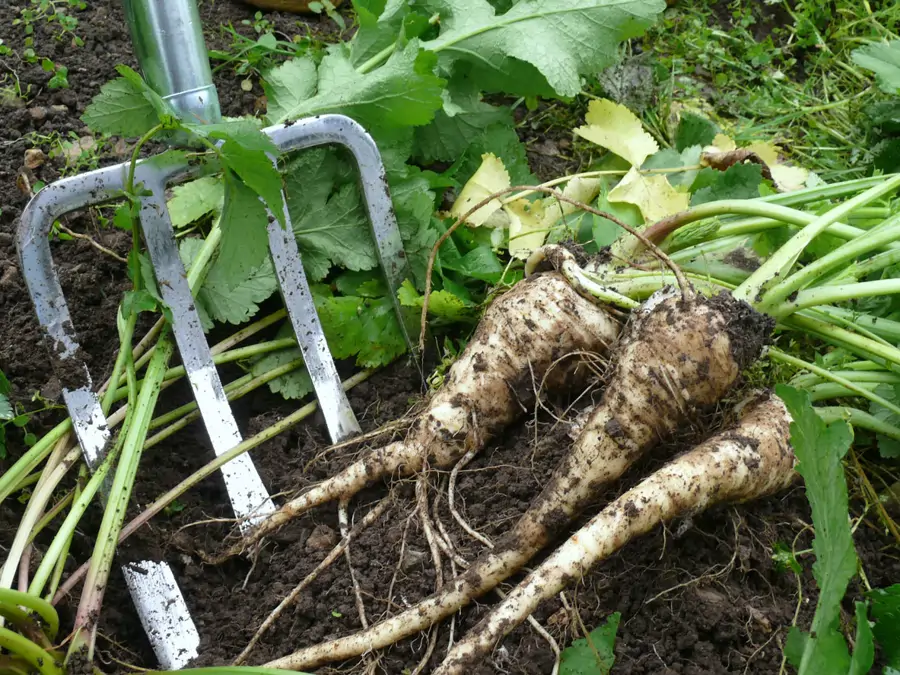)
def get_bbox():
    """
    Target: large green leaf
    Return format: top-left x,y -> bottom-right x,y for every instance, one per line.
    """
852,40 -> 900,95
775,385 -> 857,675
559,612 -> 620,675
263,41 -> 445,127
283,148 -> 379,281
418,0 -> 666,98
413,82 -> 516,163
